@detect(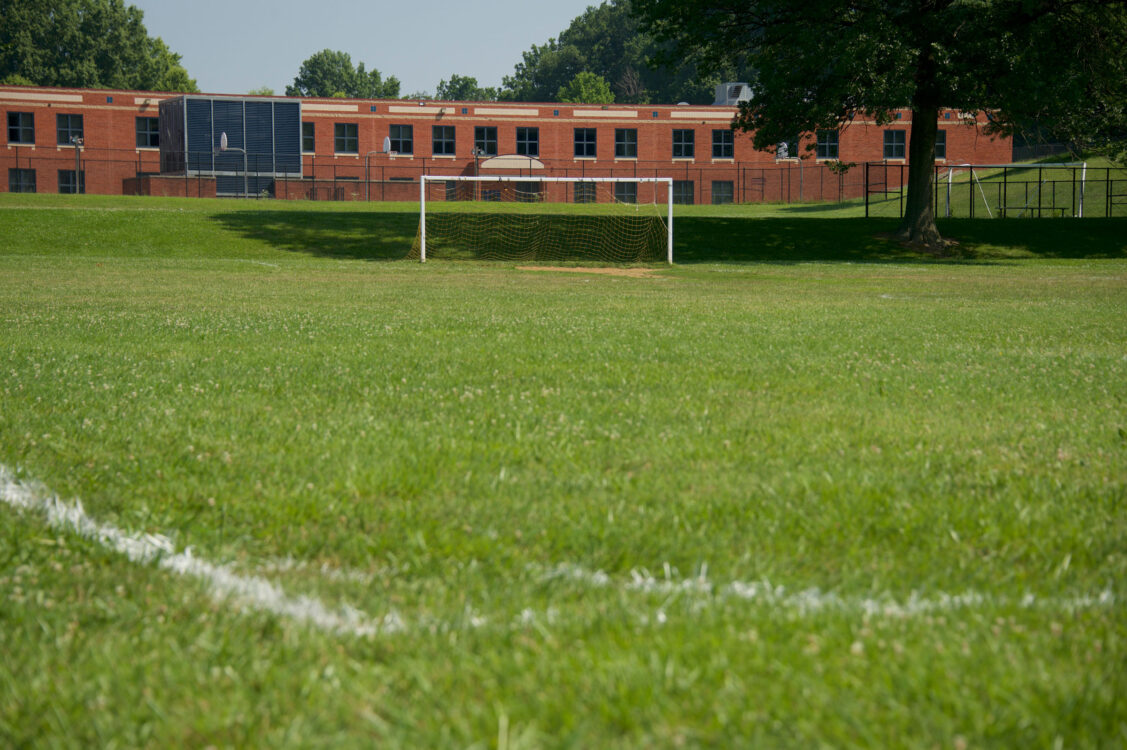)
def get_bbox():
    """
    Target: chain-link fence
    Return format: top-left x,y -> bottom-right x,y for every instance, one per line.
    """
865,162 -> 1127,219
